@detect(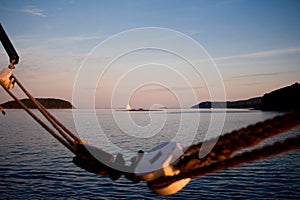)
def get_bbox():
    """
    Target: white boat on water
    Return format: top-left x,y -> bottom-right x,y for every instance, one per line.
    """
126,103 -> 132,110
